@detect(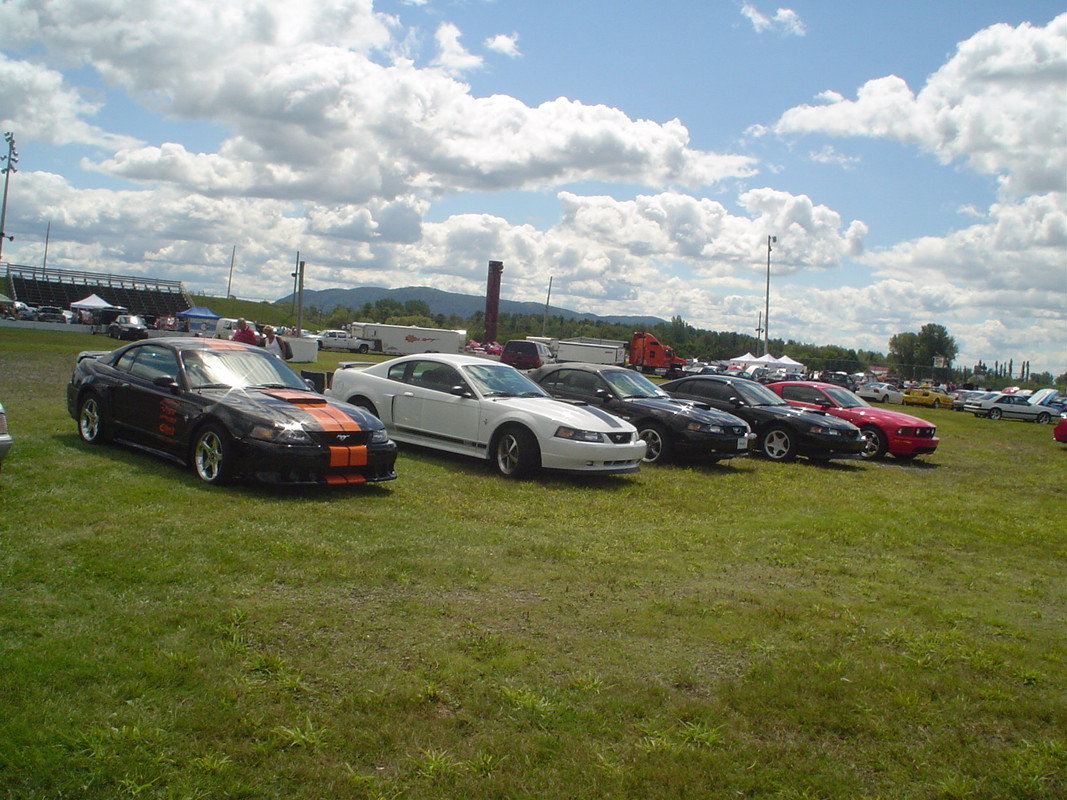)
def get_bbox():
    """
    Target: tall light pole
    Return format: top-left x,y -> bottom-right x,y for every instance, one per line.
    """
763,234 -> 776,356
0,132 -> 18,264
